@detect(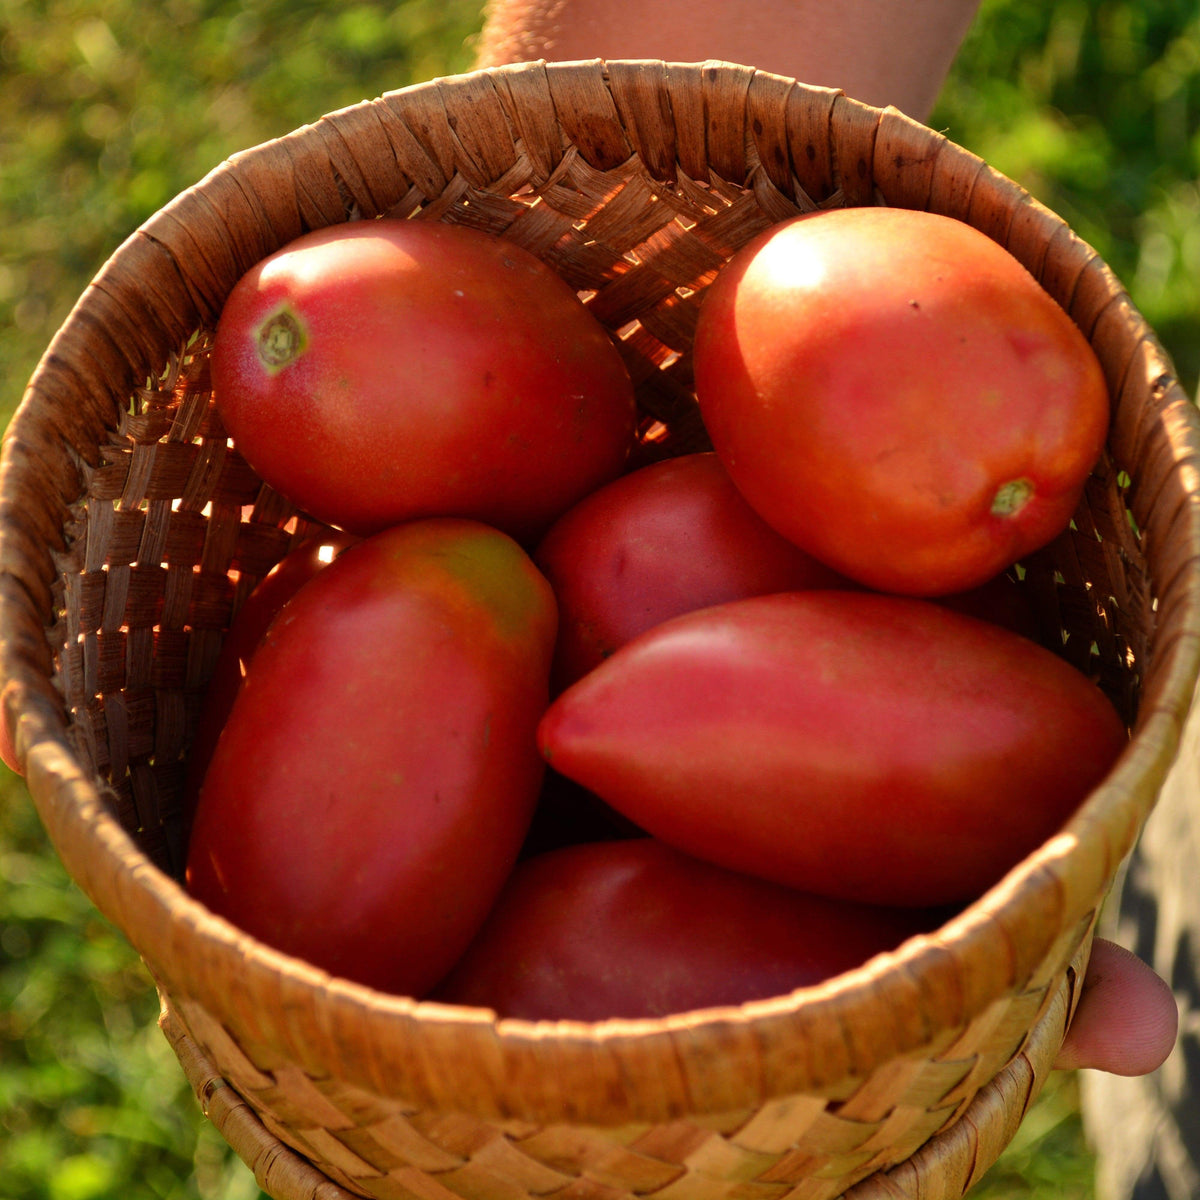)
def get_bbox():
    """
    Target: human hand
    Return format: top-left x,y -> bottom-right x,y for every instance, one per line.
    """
1053,937 -> 1177,1075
